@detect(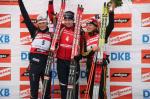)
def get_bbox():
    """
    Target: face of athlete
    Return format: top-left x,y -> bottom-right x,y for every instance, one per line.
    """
37,22 -> 47,30
86,23 -> 97,32
64,19 -> 74,28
